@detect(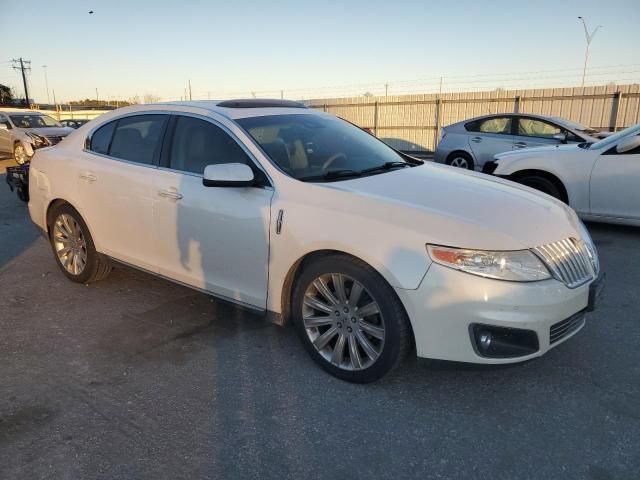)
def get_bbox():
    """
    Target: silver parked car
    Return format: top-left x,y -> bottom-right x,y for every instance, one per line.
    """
0,111 -> 73,164
434,113 -> 603,171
